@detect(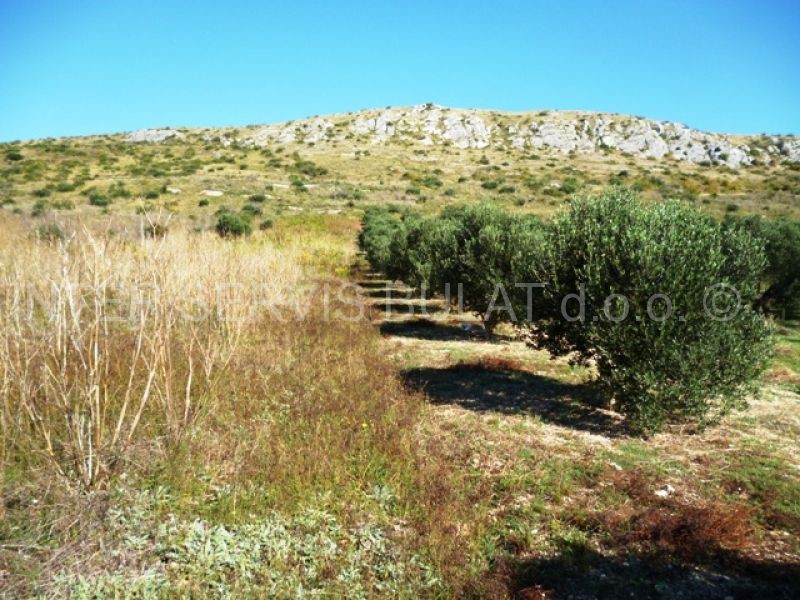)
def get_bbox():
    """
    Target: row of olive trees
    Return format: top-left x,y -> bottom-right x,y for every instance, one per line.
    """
359,189 -> 775,433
